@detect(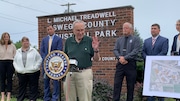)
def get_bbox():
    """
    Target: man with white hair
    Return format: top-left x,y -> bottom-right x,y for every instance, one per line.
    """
113,22 -> 141,101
